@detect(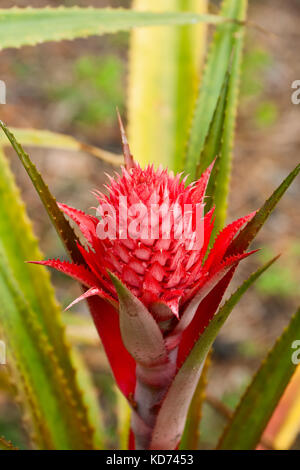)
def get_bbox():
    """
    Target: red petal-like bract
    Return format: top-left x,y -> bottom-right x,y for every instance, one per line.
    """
87,296 -> 136,397
29,259 -> 99,288
34,147 -> 257,449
